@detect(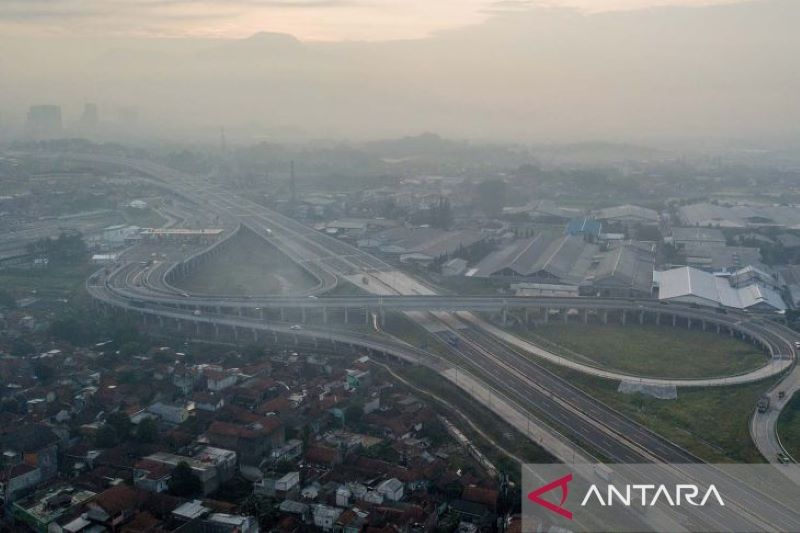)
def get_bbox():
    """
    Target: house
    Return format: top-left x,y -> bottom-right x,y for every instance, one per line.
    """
206,418 -> 284,466
376,478 -> 404,502
133,459 -> 172,493
146,402 -> 191,425
141,447 -> 236,496
312,505 -> 342,532
85,484 -> 144,530
0,463 -> 41,502
205,368 -> 238,392
461,485 -> 499,512
11,484 -> 97,532
0,424 -> 60,483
